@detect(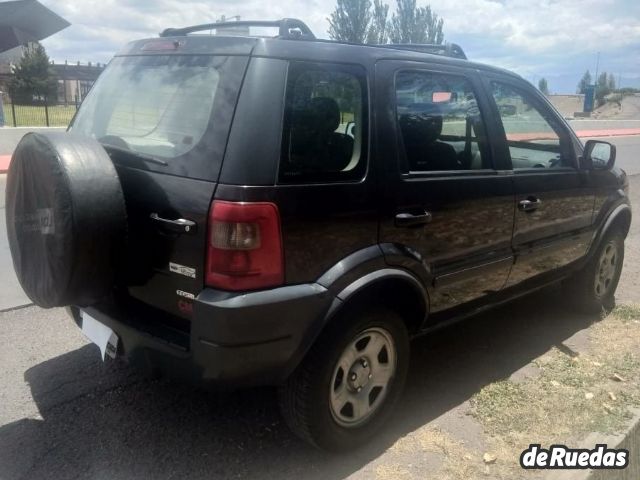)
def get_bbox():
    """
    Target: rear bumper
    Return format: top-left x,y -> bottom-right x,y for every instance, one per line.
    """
70,283 -> 336,388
